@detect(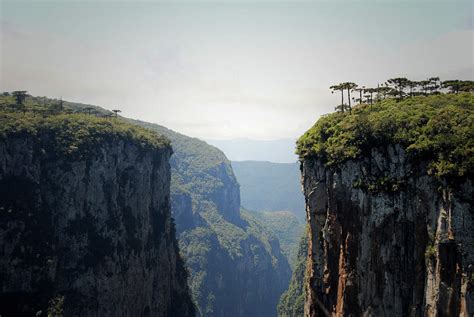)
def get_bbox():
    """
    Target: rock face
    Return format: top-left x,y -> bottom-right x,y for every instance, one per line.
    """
0,130 -> 195,316
302,145 -> 473,316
